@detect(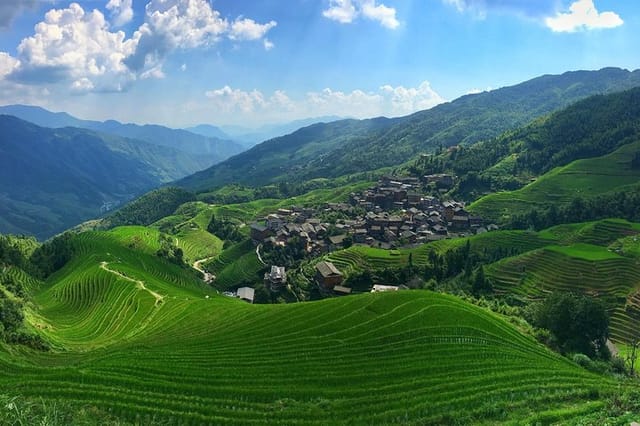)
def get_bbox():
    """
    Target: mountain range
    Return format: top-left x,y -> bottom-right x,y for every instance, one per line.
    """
0,115 -> 238,239
178,67 -> 640,192
0,104 -> 244,159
